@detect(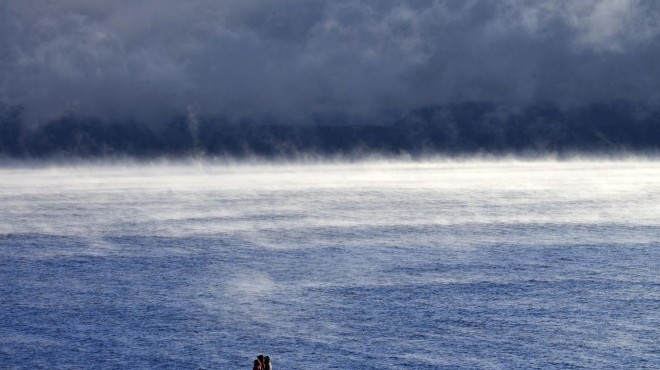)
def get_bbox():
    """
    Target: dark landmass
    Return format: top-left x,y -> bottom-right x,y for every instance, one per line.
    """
1,101 -> 660,159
